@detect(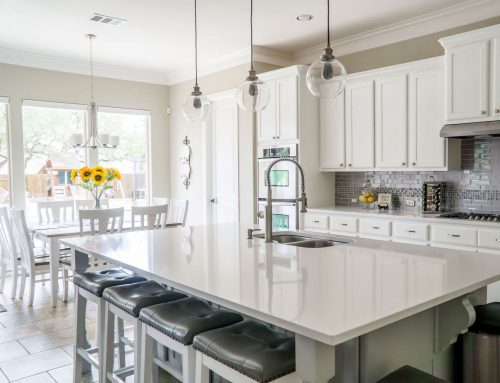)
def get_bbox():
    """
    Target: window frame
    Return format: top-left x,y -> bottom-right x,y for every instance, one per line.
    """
0,97 -> 12,206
